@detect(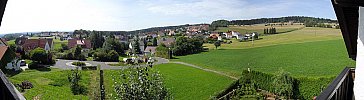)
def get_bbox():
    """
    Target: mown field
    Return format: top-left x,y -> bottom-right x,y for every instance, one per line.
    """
8,68 -> 93,99
104,63 -> 234,100
175,39 -> 355,78
216,24 -> 304,35
205,27 -> 343,49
